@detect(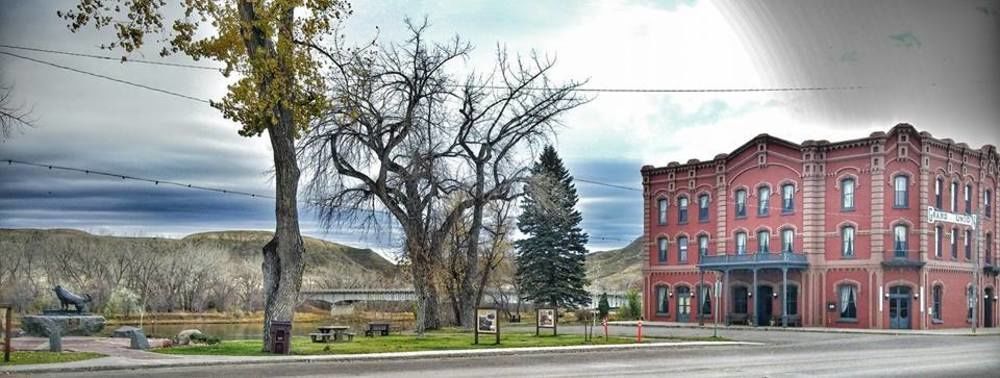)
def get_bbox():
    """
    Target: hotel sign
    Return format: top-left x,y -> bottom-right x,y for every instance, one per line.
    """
927,207 -> 977,229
